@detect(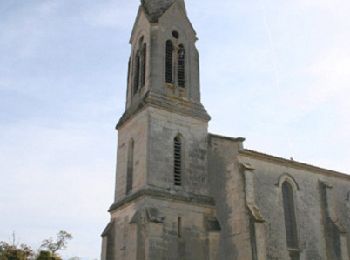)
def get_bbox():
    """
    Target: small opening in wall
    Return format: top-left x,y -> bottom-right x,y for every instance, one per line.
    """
174,136 -> 182,186
178,217 -> 182,238
172,30 -> 179,39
